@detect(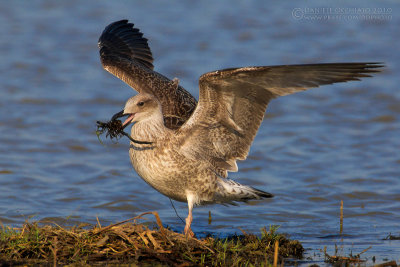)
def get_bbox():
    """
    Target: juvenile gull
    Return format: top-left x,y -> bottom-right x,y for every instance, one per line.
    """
98,20 -> 383,236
